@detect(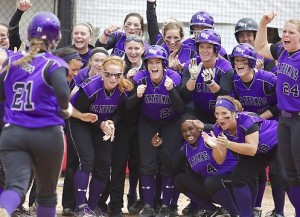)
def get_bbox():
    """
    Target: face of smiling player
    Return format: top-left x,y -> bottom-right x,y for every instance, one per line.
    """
234,57 -> 254,82
72,24 -> 92,53
147,58 -> 164,85
282,21 -> 300,53
181,120 -> 201,146
124,16 -> 143,37
103,64 -> 123,91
